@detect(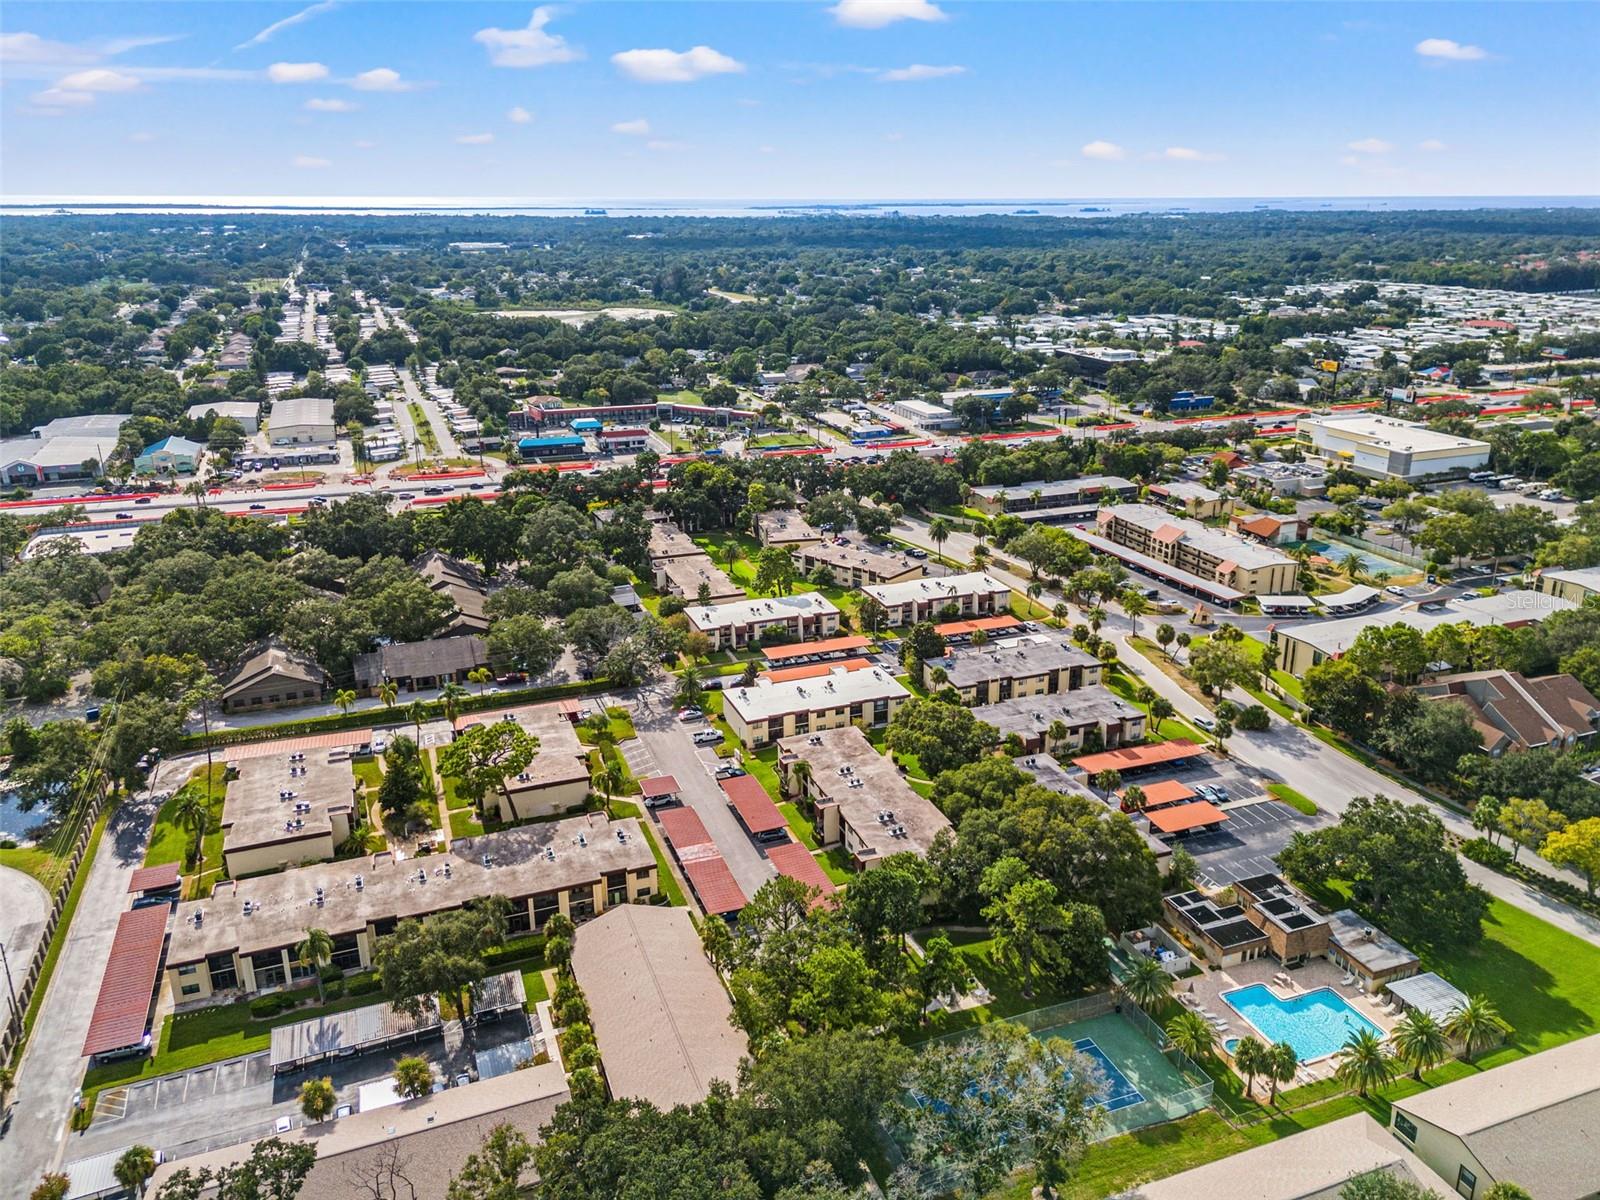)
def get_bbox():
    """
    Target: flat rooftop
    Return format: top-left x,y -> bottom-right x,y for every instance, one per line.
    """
777,726 -> 951,862
686,592 -> 840,630
925,632 -> 1098,689
970,475 -> 1134,502
1101,503 -> 1295,571
755,510 -> 820,543
656,553 -> 745,602
1152,480 -> 1225,504
167,812 -> 652,964
724,665 -> 908,724
465,703 -> 590,792
647,522 -> 705,561
1299,412 -> 1491,455
222,751 -> 356,859
1325,908 -> 1419,974
1280,590 -> 1576,656
1059,523 -> 1248,604
800,538 -> 925,580
977,685 -> 1143,742
862,571 -> 1011,607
